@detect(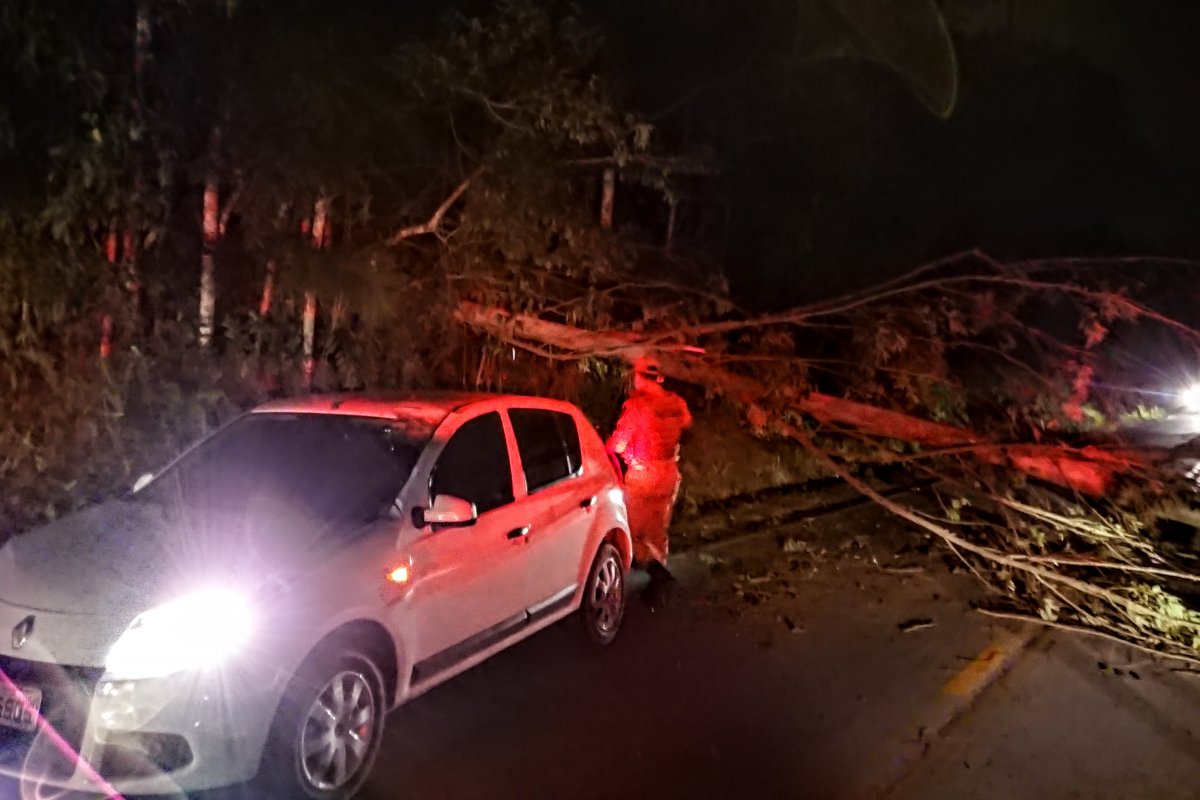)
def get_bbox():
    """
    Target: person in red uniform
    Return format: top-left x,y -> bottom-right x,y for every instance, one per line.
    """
607,356 -> 692,582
